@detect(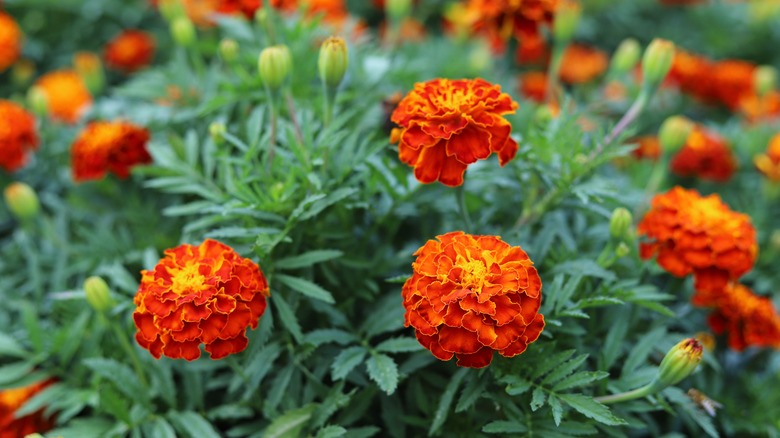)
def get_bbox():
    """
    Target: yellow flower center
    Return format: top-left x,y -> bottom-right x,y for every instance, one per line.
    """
170,261 -> 207,295
460,259 -> 487,294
